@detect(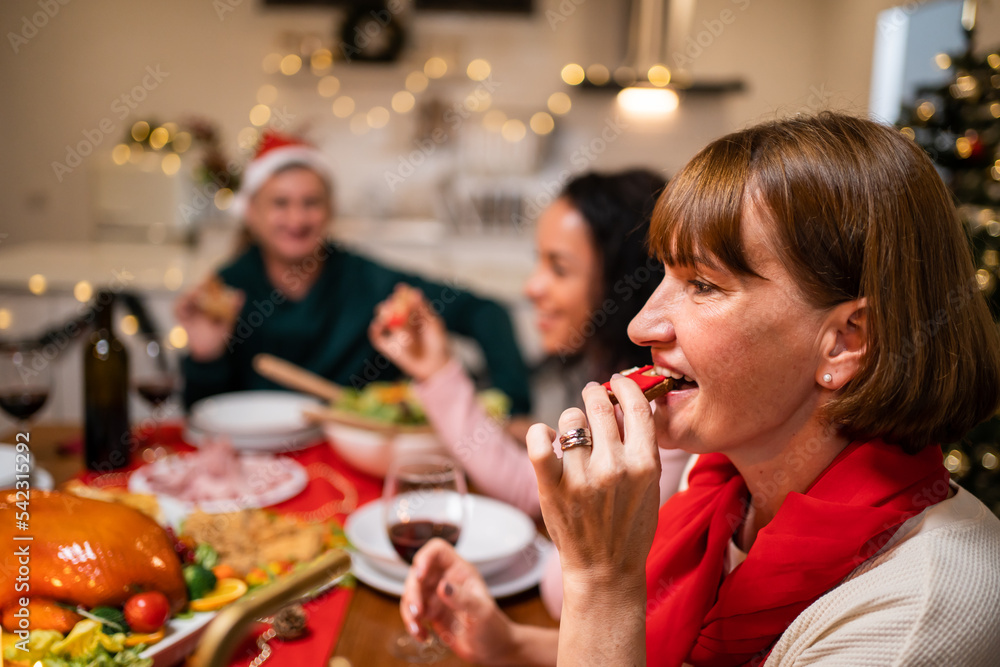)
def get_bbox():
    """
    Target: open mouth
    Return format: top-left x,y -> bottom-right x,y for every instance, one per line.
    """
653,366 -> 698,391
